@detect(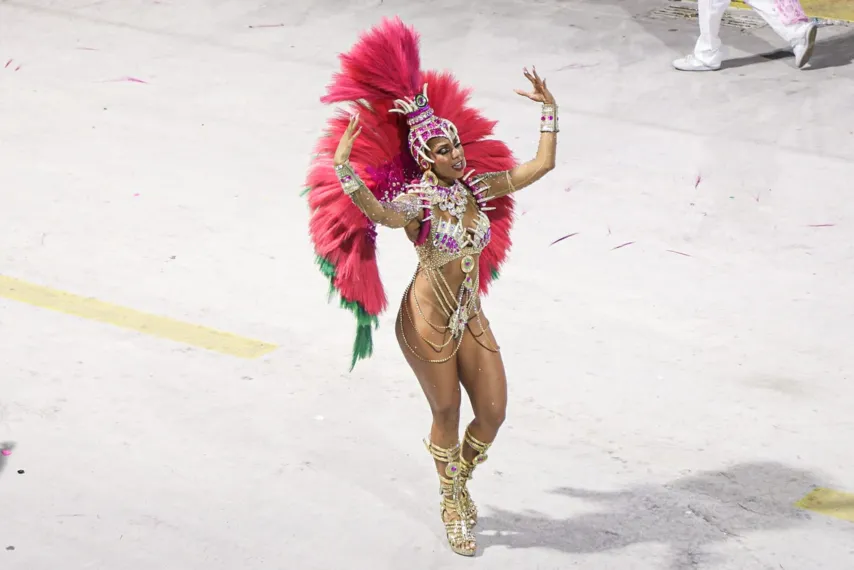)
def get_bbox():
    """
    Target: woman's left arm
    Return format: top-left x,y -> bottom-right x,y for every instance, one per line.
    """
473,67 -> 558,200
